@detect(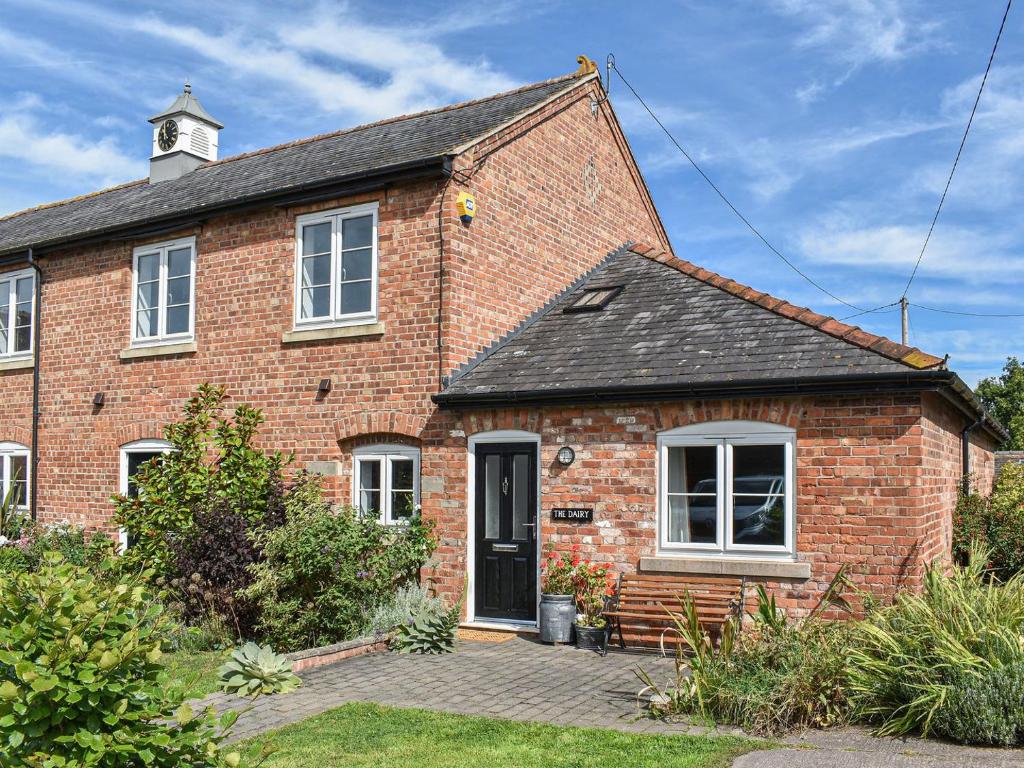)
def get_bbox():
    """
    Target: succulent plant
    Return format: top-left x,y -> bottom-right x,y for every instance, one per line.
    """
218,642 -> 301,697
392,608 -> 458,654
